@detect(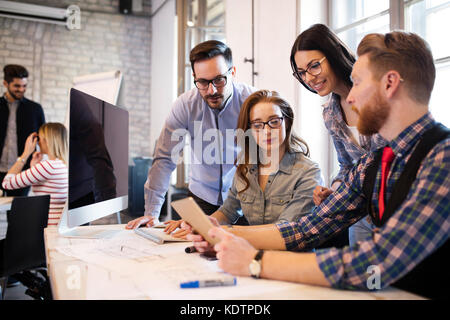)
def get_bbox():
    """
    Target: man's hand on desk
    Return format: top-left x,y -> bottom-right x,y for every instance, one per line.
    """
125,216 -> 157,229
